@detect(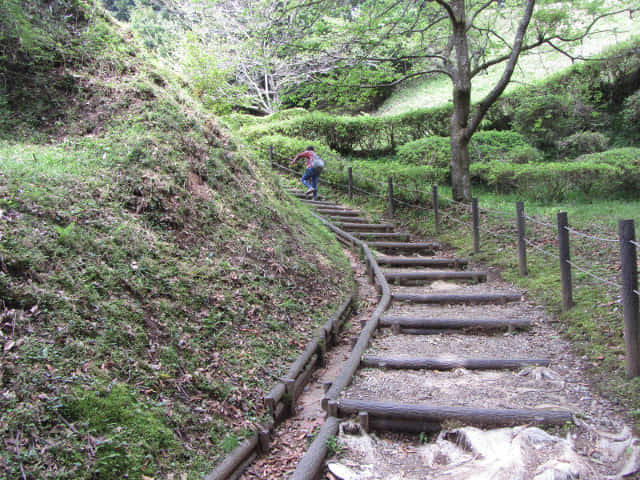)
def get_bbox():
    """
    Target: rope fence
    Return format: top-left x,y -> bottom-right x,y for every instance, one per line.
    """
268,146 -> 640,378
